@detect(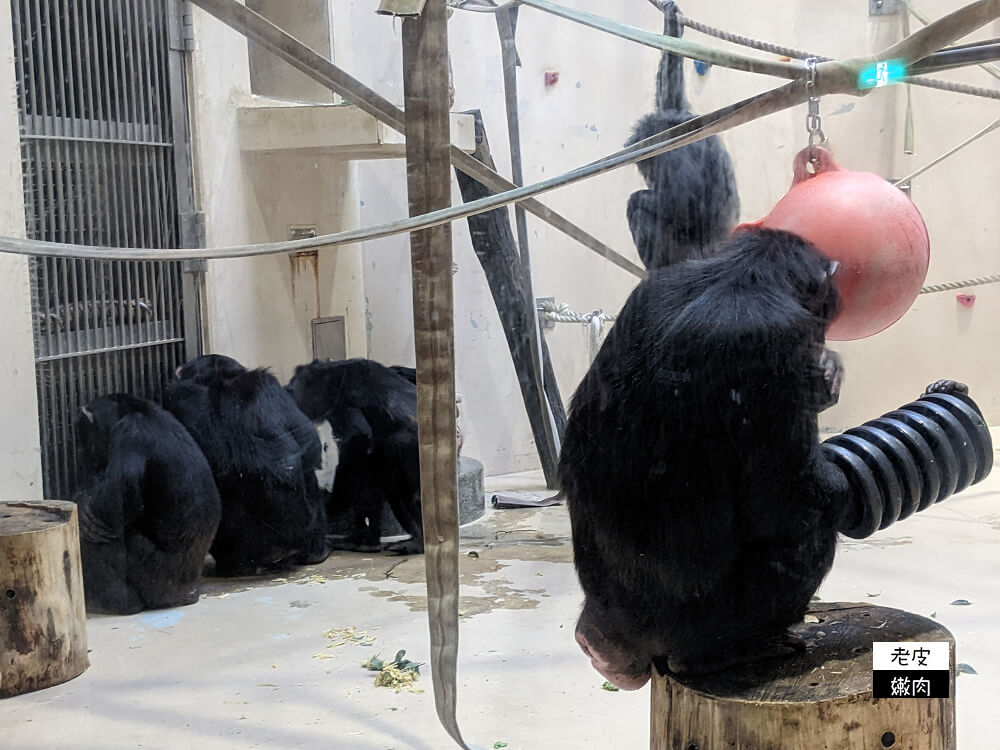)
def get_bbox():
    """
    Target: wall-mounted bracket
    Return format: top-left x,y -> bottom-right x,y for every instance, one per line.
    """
536,297 -> 556,330
870,0 -> 905,16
